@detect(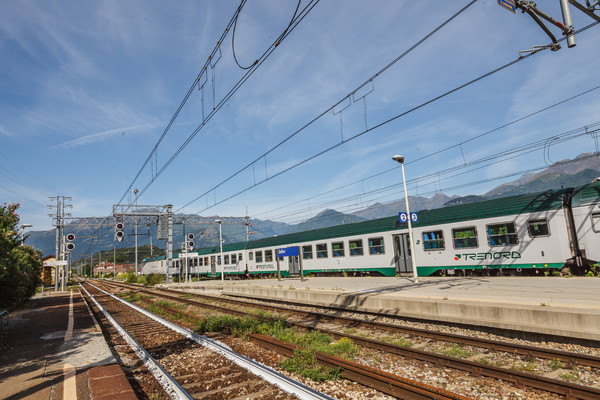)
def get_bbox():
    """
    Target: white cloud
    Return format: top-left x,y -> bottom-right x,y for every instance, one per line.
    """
50,124 -> 153,149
